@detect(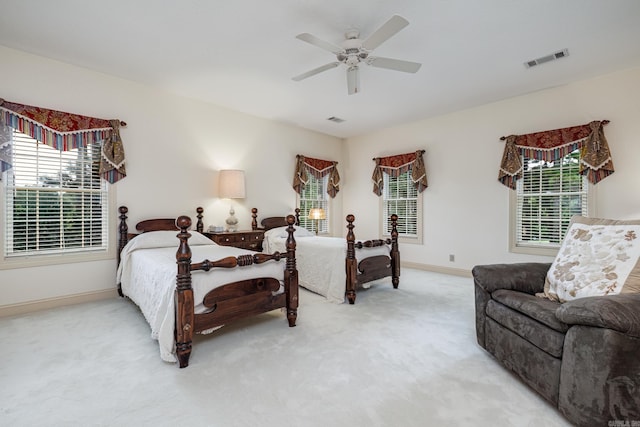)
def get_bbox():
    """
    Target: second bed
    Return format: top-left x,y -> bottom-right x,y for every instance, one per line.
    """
260,211 -> 400,304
